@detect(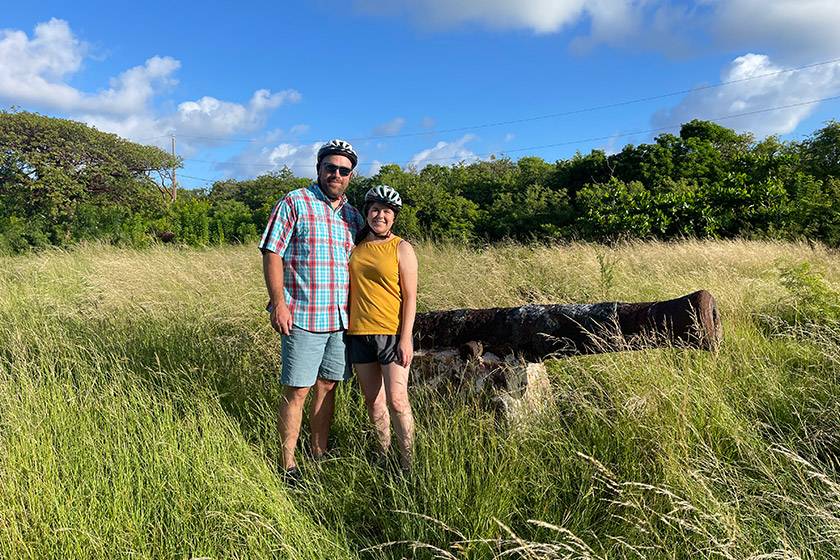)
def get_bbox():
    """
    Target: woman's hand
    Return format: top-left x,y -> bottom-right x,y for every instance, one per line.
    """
397,336 -> 414,368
